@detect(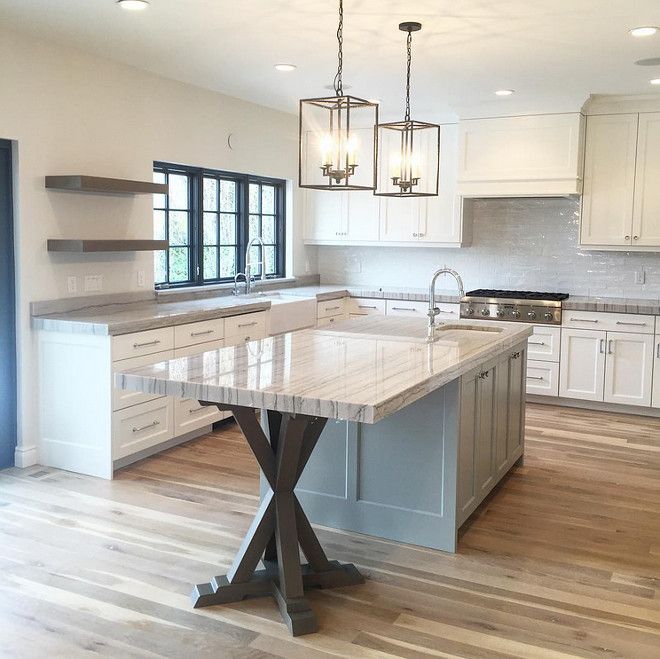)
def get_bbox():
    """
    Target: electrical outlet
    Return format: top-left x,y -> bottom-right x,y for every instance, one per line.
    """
67,276 -> 77,294
137,270 -> 145,287
84,274 -> 103,292
635,270 -> 646,285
